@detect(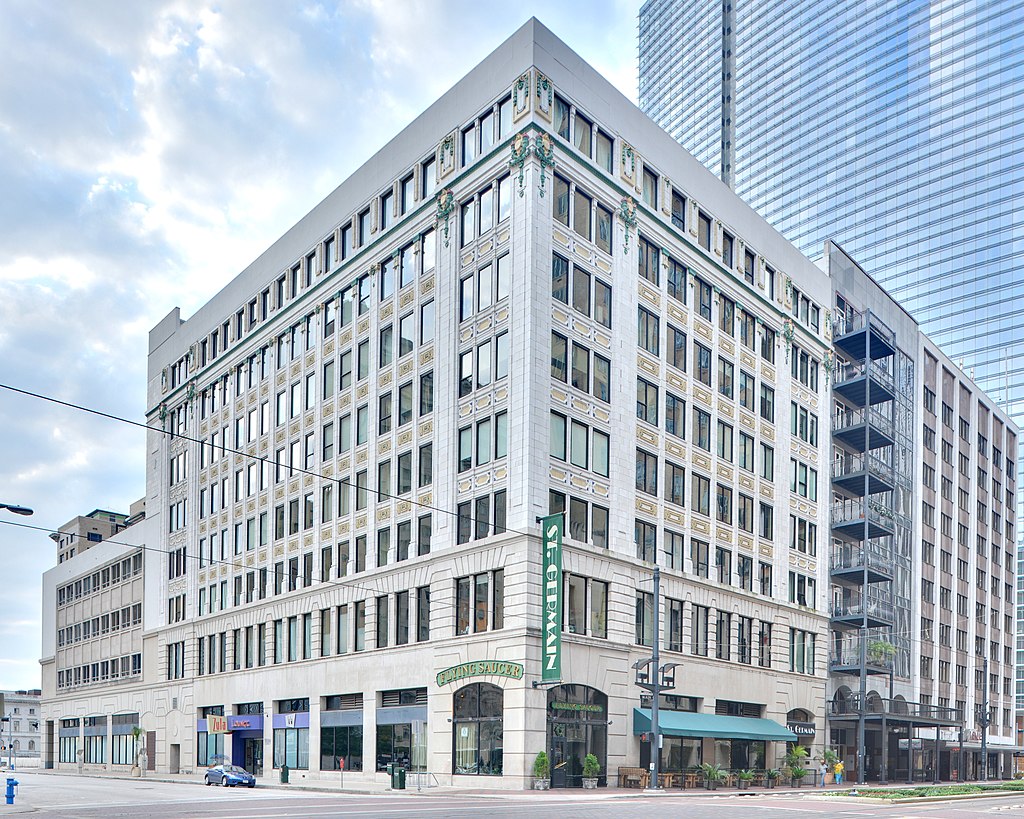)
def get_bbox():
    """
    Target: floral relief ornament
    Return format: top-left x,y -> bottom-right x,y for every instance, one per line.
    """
513,73 -> 530,118
783,318 -> 795,363
509,132 -> 531,197
435,188 -> 456,248
823,350 -> 835,386
534,133 -> 555,197
618,196 -> 637,254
